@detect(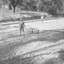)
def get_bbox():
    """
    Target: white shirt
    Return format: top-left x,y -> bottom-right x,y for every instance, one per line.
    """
41,16 -> 44,21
